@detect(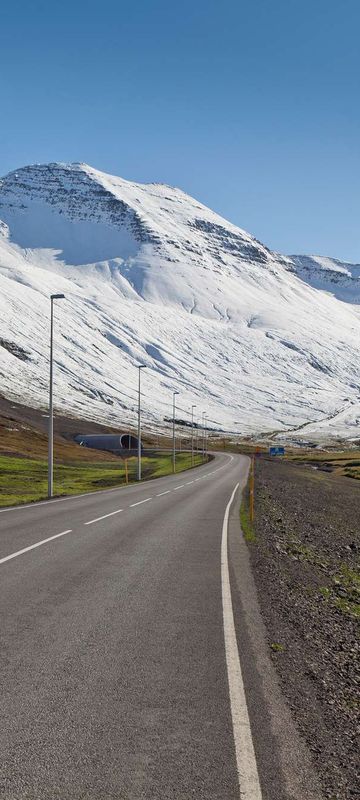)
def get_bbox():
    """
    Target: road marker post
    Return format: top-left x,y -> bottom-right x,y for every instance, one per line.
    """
125,459 -> 129,485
